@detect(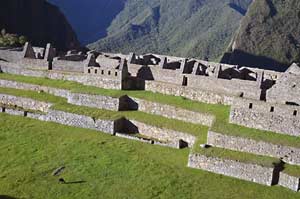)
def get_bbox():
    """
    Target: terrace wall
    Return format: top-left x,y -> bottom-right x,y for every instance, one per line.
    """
129,120 -> 196,148
145,80 -> 236,105
207,131 -> 300,165
278,172 -> 300,192
0,94 -> 52,112
188,154 -> 275,186
132,98 -> 214,126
